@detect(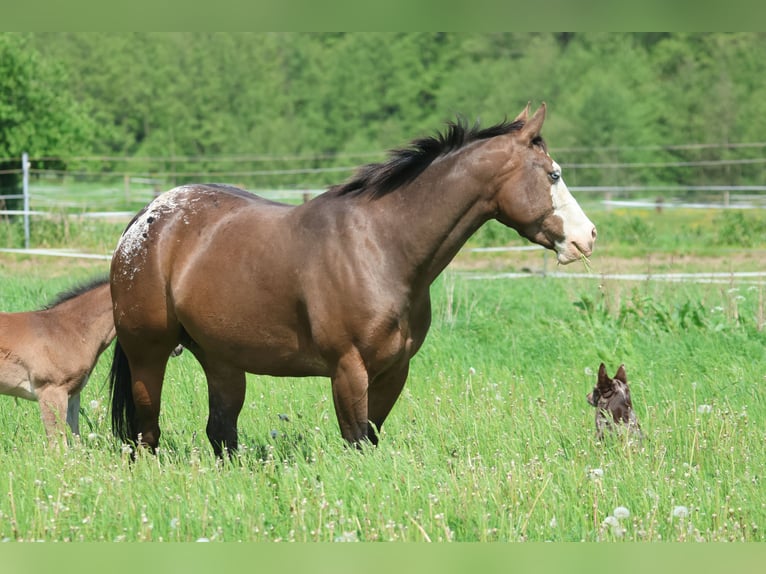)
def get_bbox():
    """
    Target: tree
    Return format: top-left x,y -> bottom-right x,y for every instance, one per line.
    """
0,33 -> 98,210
